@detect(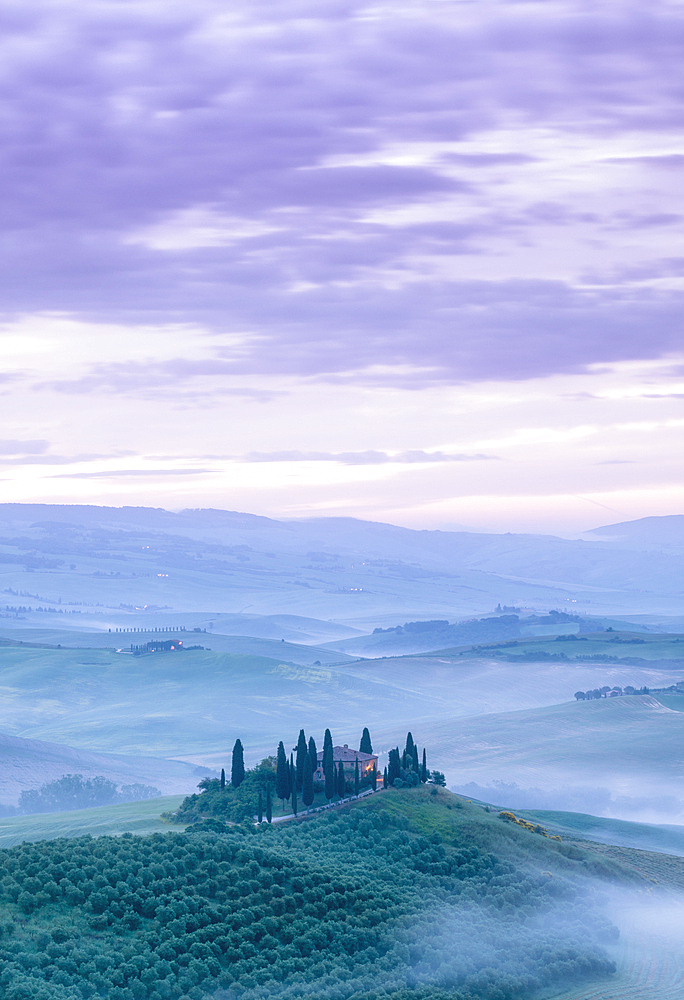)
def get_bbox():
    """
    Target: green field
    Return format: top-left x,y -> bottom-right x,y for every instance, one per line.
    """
373,695 -> 684,824
430,630 -> 684,662
0,795 -> 186,847
0,639 -> 679,766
